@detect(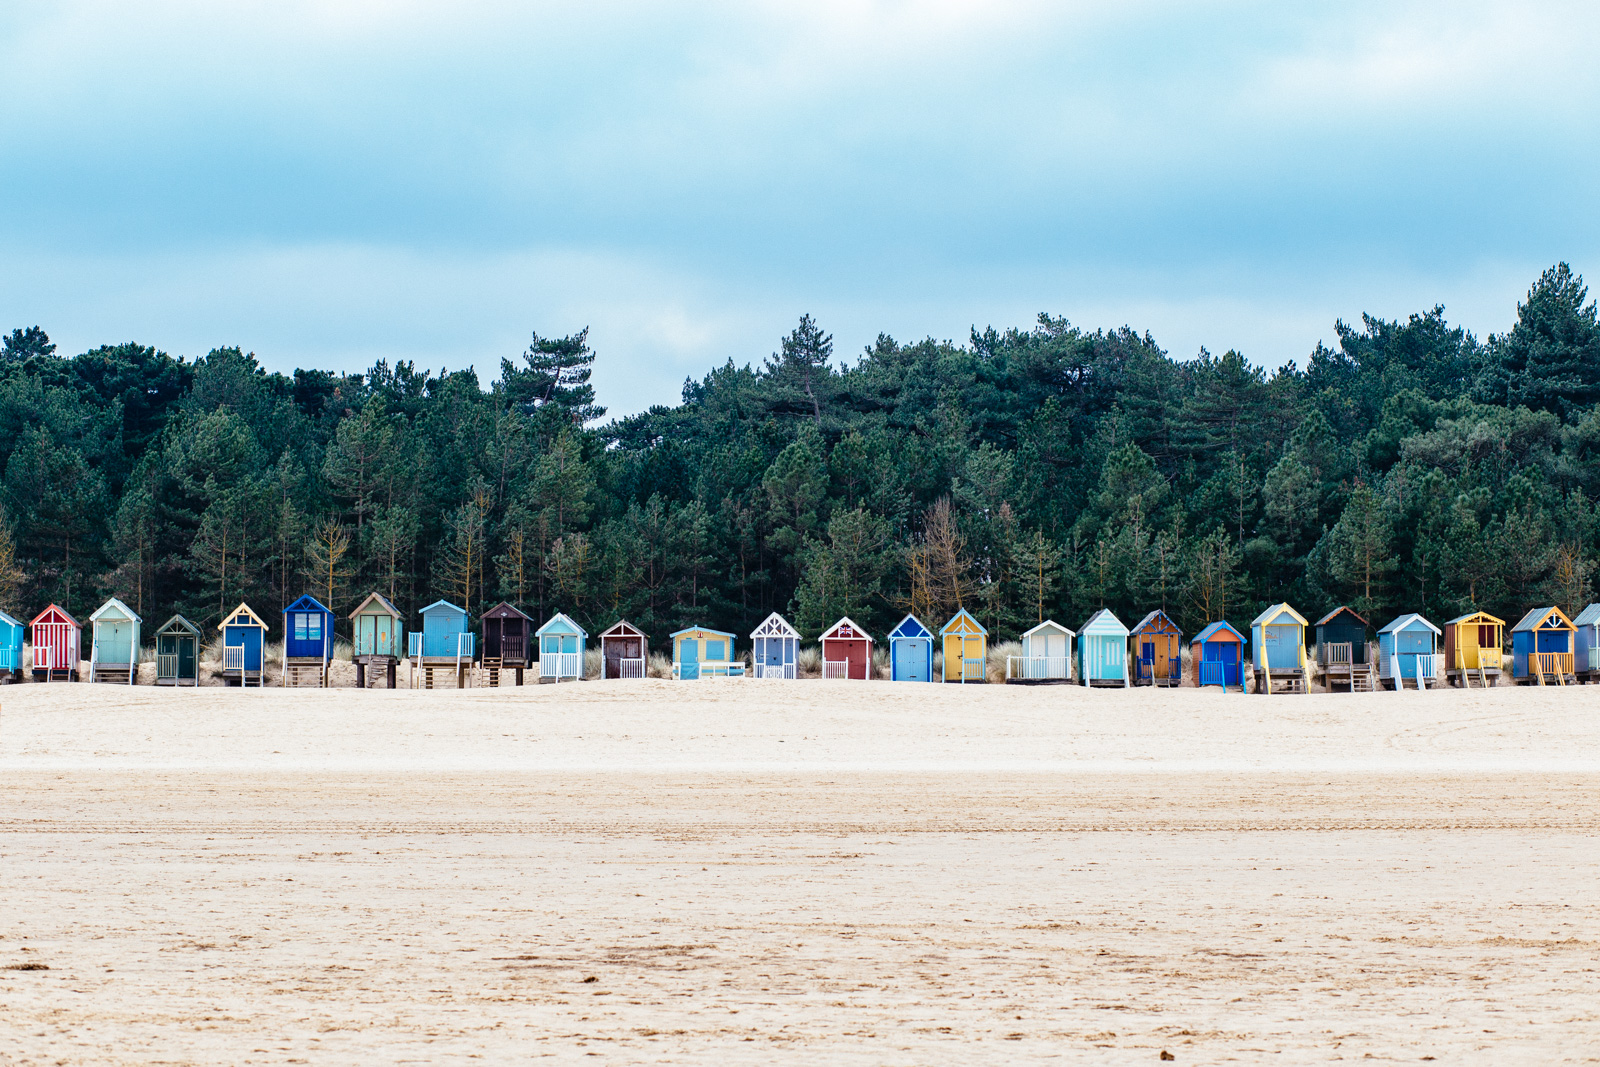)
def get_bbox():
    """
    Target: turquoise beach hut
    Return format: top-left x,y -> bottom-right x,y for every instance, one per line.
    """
1077,609 -> 1130,687
1377,613 -> 1442,690
409,599 -> 474,688
1251,603 -> 1308,693
536,612 -> 587,682
88,597 -> 142,684
0,609 -> 22,681
887,614 -> 934,682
